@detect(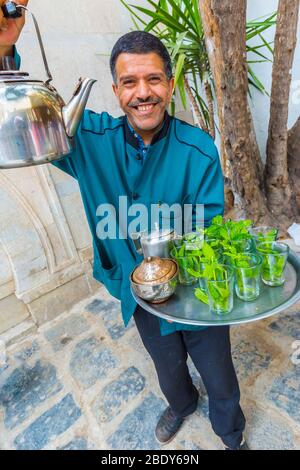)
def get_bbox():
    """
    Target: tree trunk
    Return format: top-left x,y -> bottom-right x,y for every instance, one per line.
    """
247,105 -> 264,189
264,0 -> 300,220
288,117 -> 300,213
184,77 -> 209,134
198,0 -> 273,224
204,80 -> 216,140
